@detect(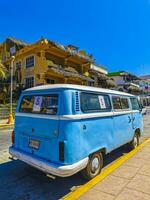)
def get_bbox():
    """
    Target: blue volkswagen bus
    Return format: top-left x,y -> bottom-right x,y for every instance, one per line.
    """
9,84 -> 143,180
